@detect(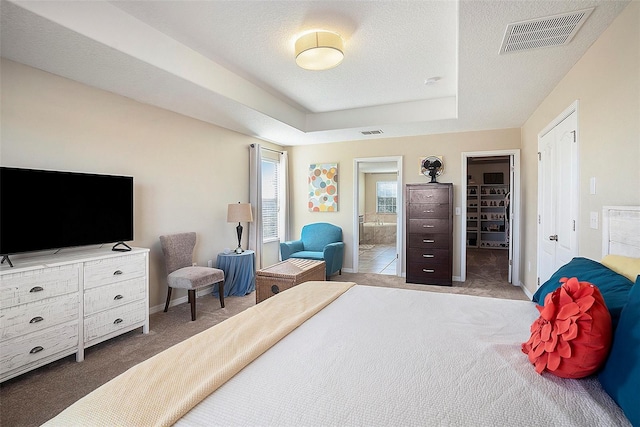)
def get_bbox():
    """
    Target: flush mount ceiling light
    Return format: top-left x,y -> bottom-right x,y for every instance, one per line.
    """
295,30 -> 344,71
